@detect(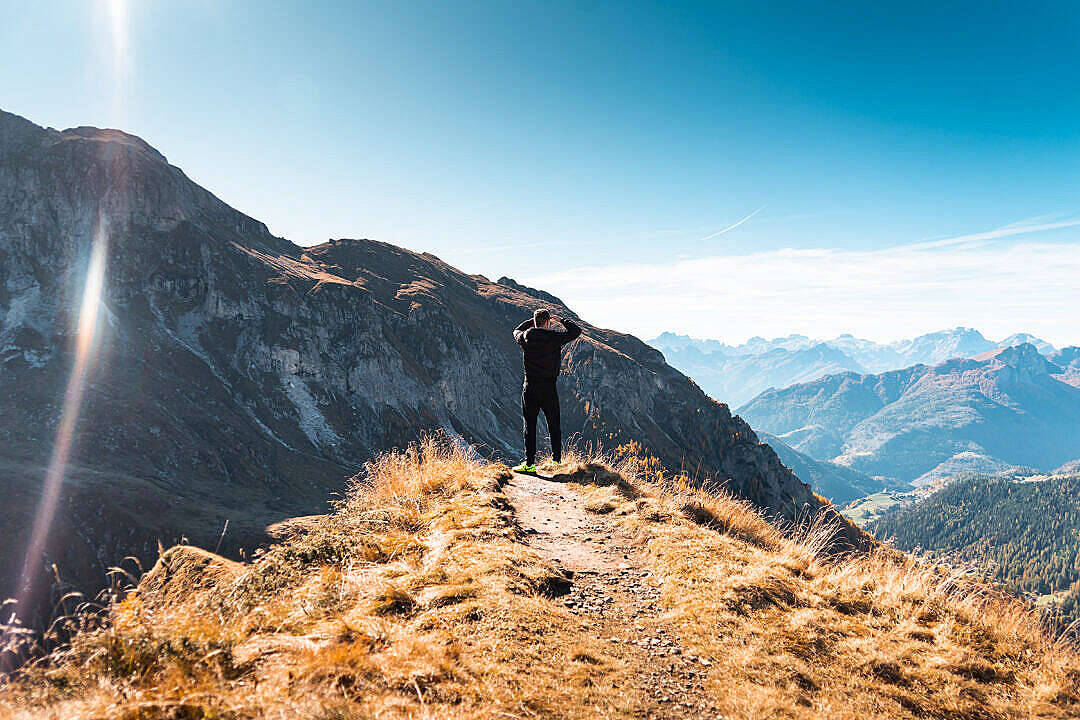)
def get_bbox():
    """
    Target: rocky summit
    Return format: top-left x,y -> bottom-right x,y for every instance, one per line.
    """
0,109 -> 852,628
